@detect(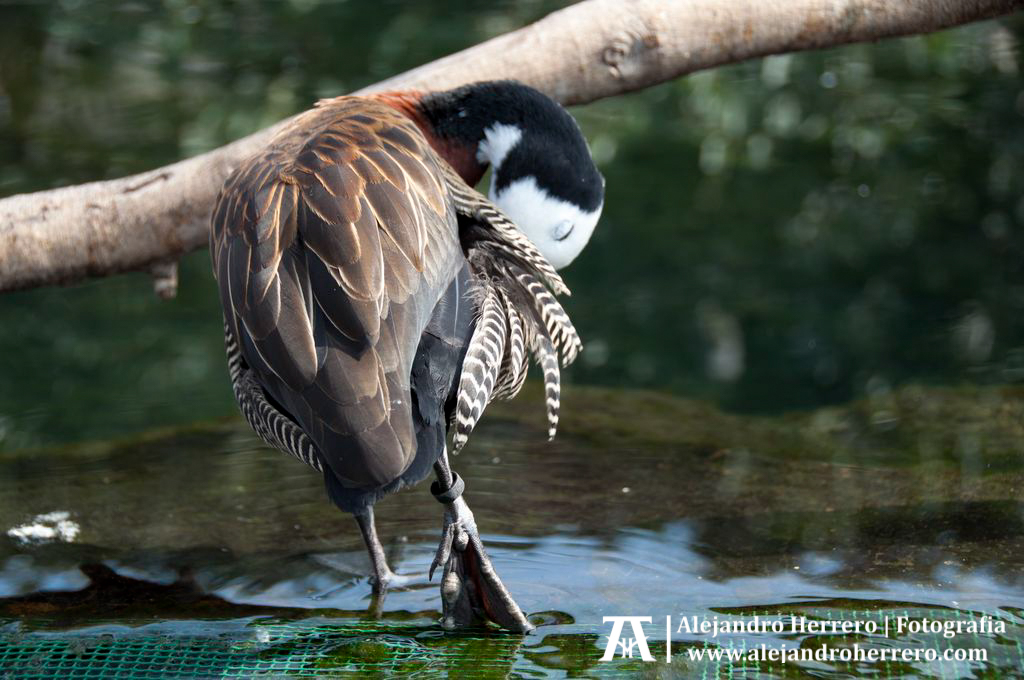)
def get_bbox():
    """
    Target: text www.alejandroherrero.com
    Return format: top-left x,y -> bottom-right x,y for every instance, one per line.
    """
685,643 -> 987,664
